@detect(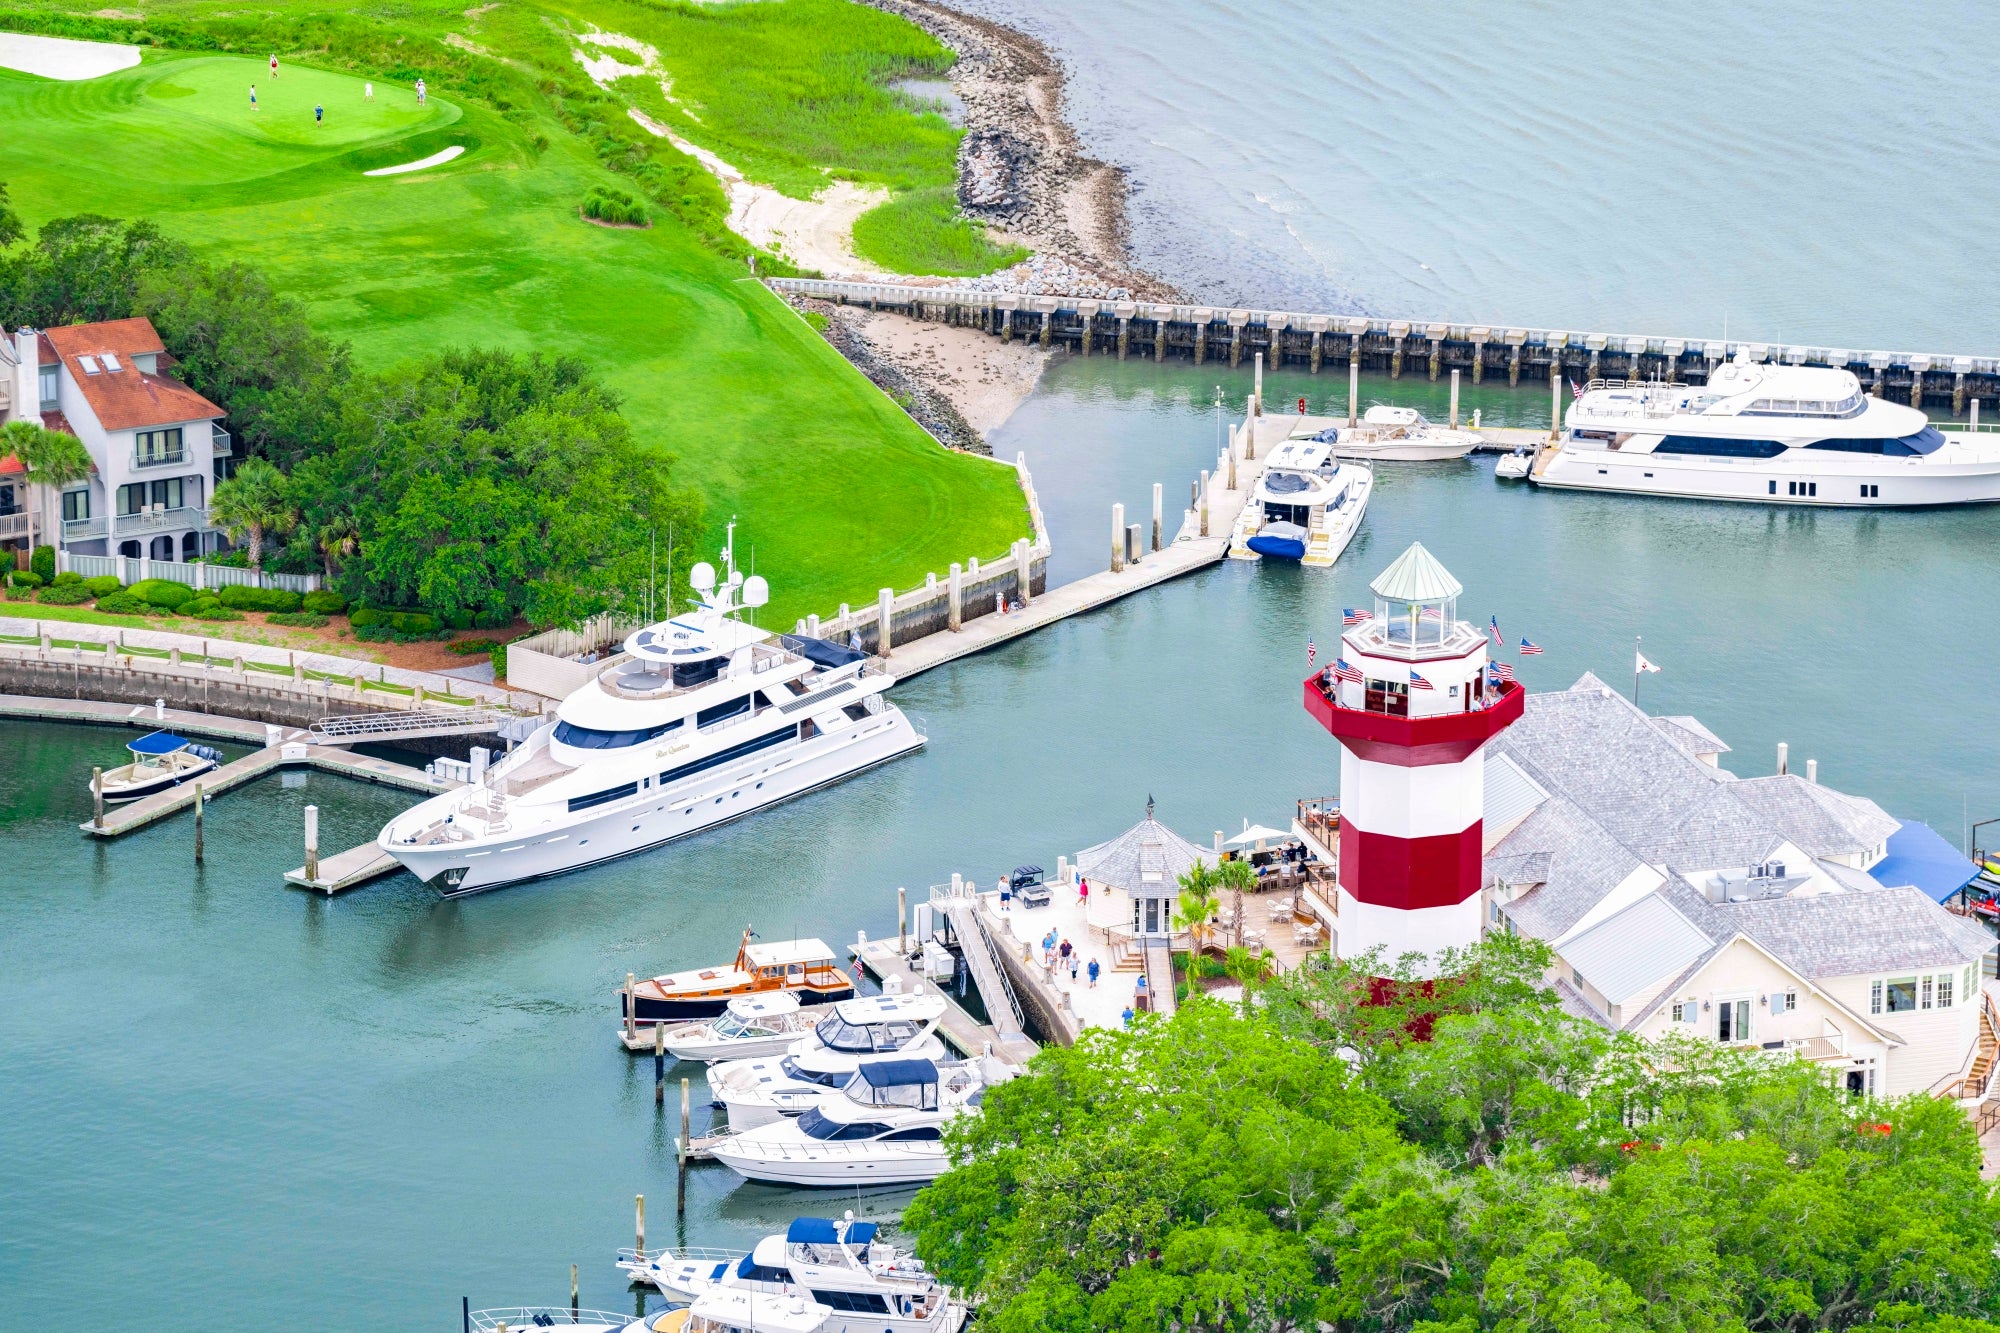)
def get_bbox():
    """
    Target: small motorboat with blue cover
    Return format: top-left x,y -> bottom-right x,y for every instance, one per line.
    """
94,731 -> 224,802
